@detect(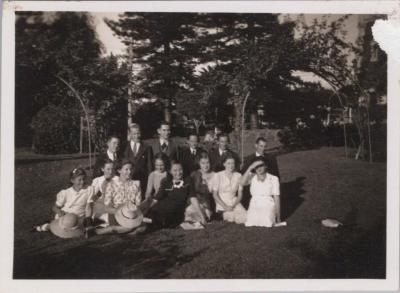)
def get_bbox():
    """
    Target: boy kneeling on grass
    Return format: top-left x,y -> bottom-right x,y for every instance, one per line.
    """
33,168 -> 96,239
